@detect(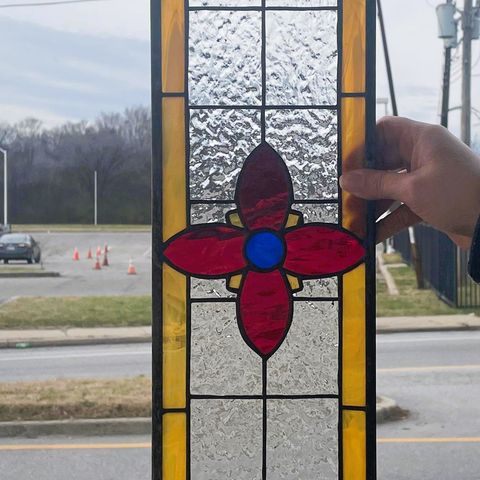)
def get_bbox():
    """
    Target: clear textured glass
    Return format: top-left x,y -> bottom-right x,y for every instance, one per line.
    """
190,303 -> 262,395
267,0 -> 336,4
268,301 -> 338,394
294,278 -> 338,298
191,399 -> 263,479
266,11 -> 337,106
191,278 -> 235,298
190,203 -> 235,223
190,109 -> 261,199
189,11 -> 262,105
267,399 -> 338,479
293,203 -> 339,223
191,0 -> 261,4
266,109 -> 338,199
